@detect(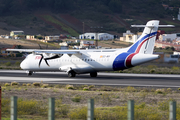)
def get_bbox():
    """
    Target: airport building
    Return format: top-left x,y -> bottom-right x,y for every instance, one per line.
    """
120,30 -> 141,43
79,33 -> 114,40
10,31 -> 24,37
